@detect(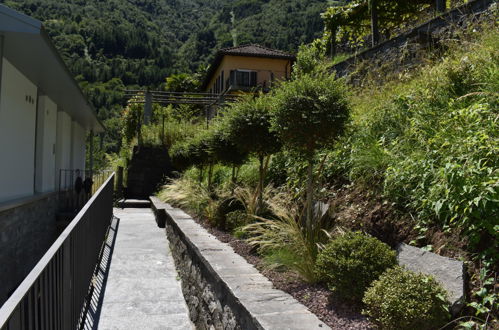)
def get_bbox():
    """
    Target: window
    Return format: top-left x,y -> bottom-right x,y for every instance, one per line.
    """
230,70 -> 257,88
